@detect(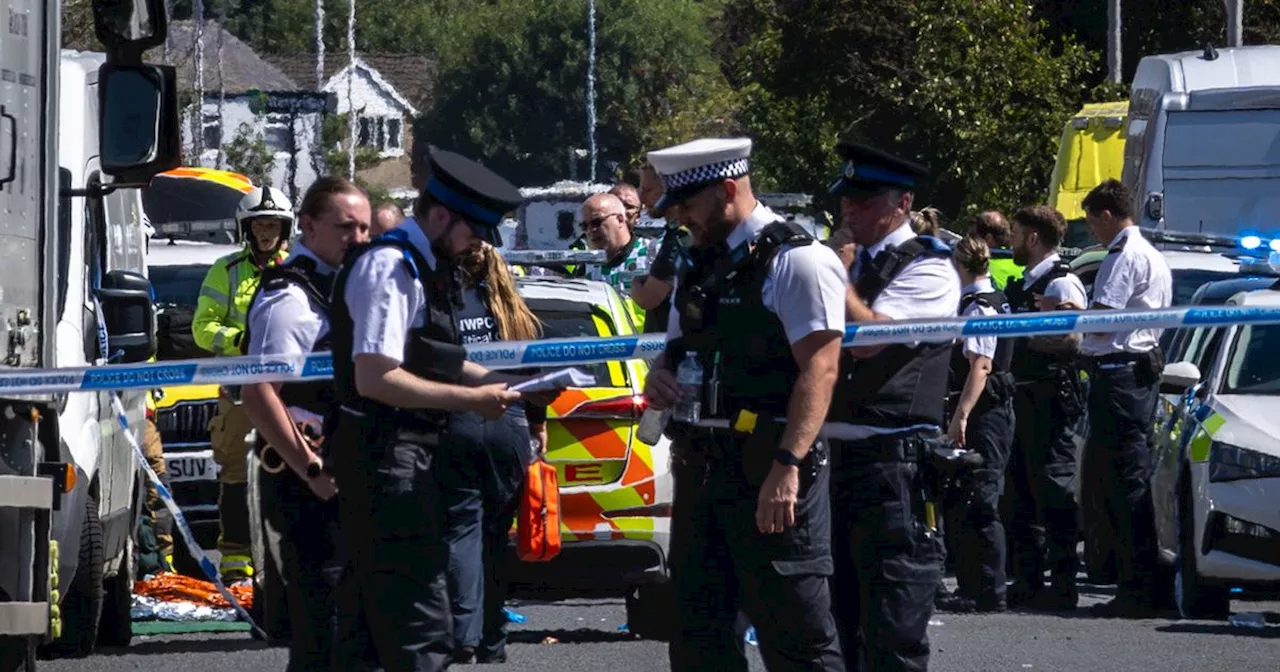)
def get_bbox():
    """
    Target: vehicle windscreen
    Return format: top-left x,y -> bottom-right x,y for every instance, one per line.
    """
1161,109 -> 1280,237
151,264 -> 211,307
529,305 -> 622,388
1172,269 -> 1243,306
1222,323 -> 1280,395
